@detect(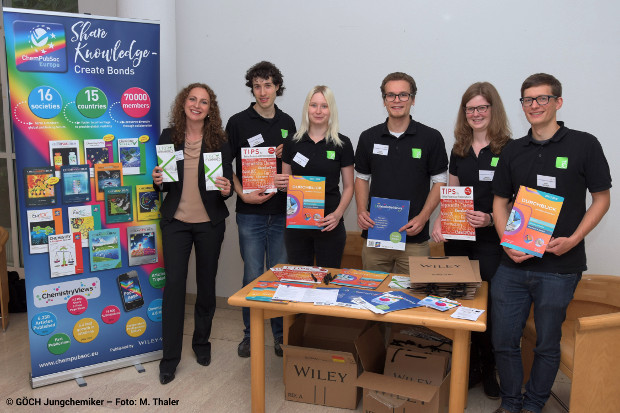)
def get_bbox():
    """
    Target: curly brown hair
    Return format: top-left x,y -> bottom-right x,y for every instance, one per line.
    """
453,82 -> 511,157
168,83 -> 227,151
